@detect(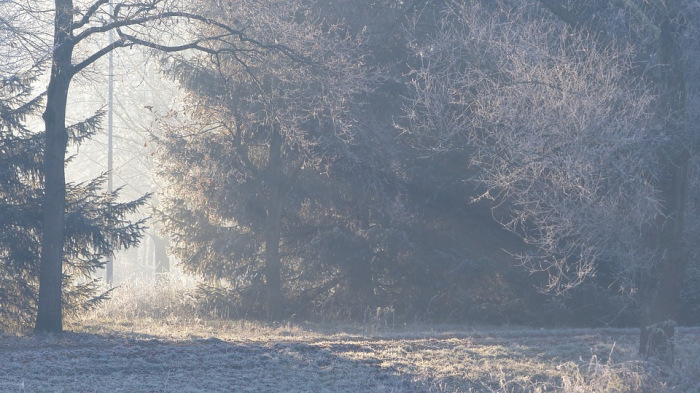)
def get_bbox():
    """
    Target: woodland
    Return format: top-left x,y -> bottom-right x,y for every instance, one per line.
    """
1,0 -> 700,369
